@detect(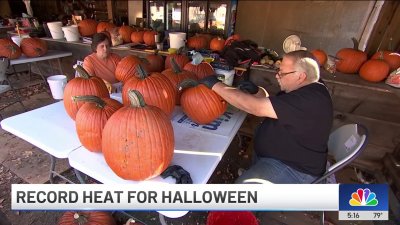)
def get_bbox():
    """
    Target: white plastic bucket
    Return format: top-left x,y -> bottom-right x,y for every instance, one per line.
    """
215,69 -> 235,86
47,21 -> 64,39
169,32 -> 186,49
47,75 -> 67,100
62,25 -> 80,42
